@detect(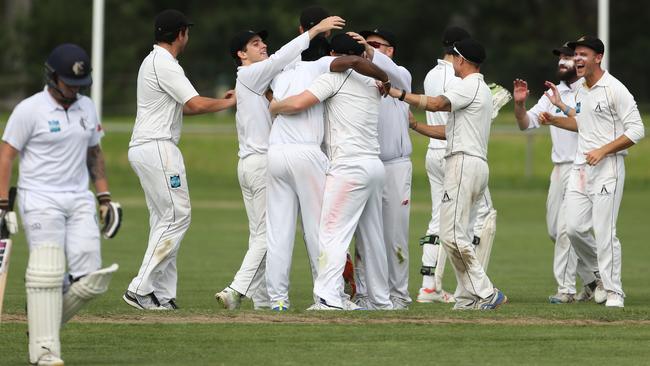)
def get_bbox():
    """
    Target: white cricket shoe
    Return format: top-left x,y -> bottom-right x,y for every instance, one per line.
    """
576,284 -> 595,302
352,295 -> 371,309
215,287 -> 242,310
605,291 -> 624,308
594,279 -> 607,304
343,299 -> 364,310
416,287 -> 456,303
36,352 -> 64,366
548,292 -> 575,304
306,299 -> 343,311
